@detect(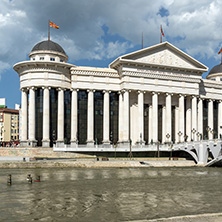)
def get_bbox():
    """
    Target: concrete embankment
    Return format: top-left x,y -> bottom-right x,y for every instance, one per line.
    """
0,147 -> 197,168
132,212 -> 222,222
0,159 -> 196,169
